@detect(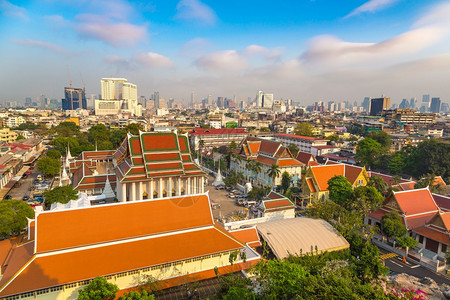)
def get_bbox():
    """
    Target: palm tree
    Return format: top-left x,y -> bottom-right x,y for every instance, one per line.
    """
212,146 -> 218,169
267,164 -> 281,187
245,159 -> 254,181
253,161 -> 263,185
